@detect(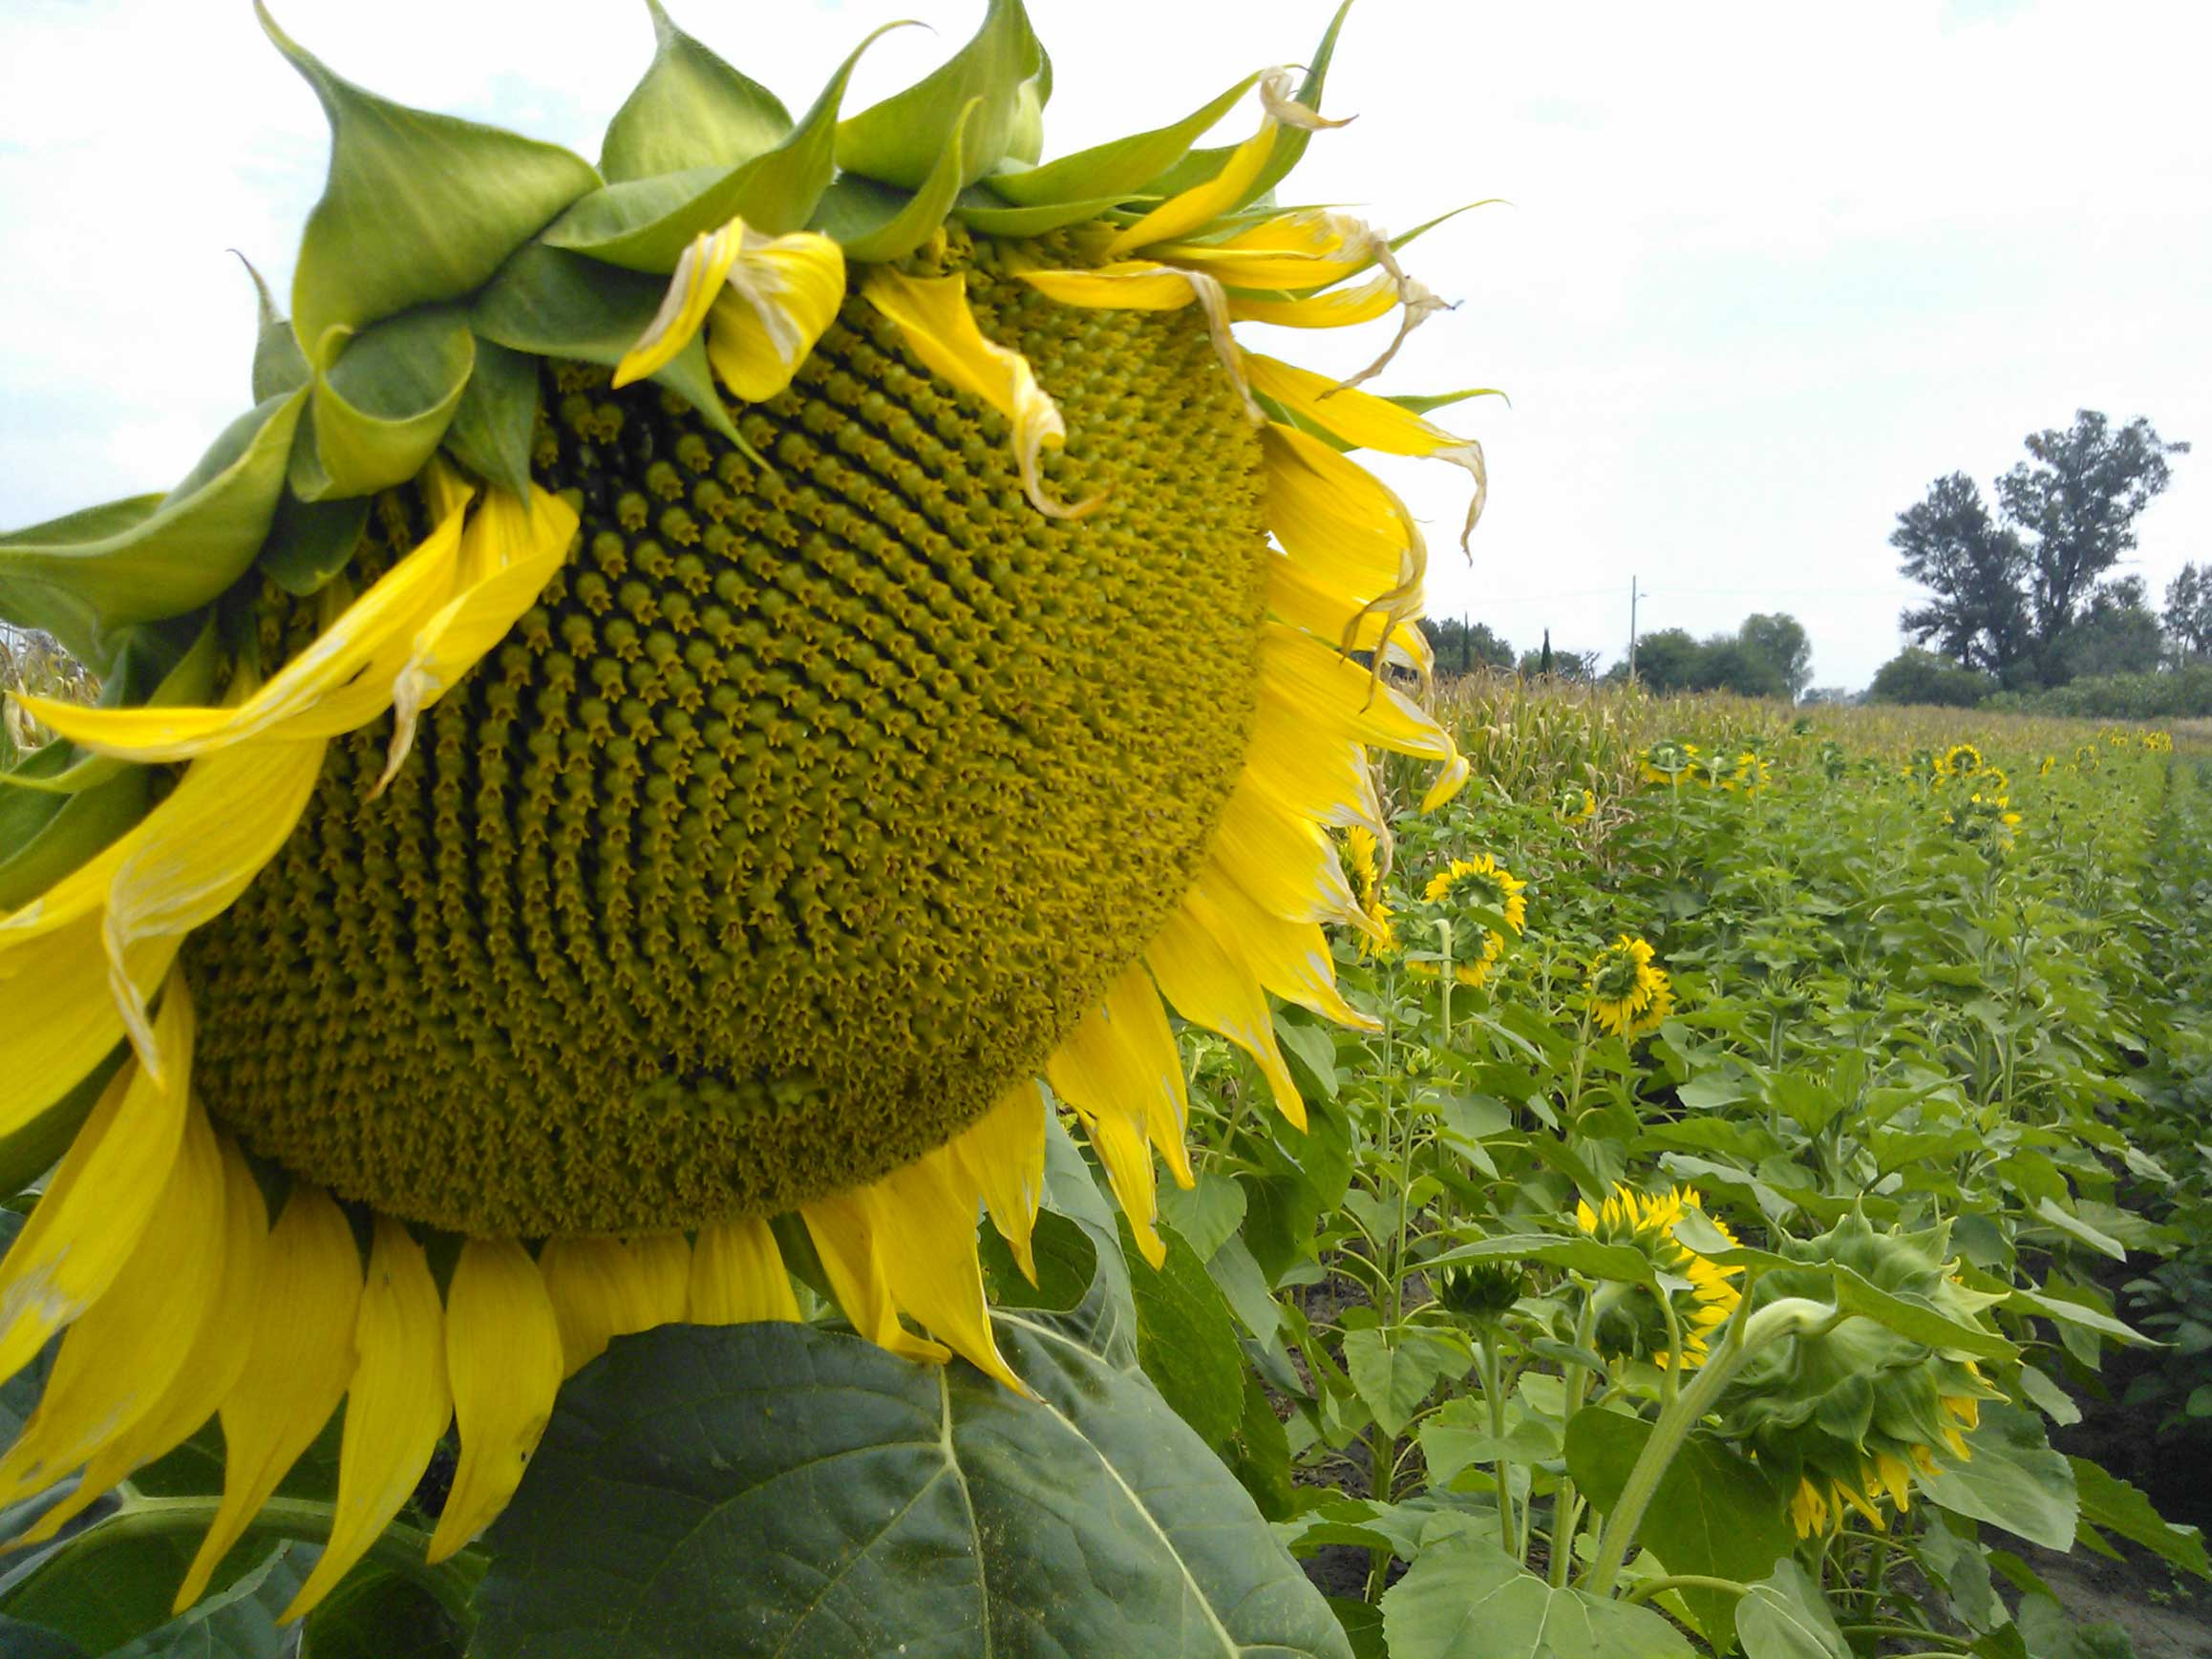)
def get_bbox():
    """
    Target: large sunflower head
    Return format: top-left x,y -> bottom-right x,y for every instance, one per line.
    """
1585,933 -> 1671,1039
0,0 -> 1486,1620
1571,1182 -> 1742,1369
